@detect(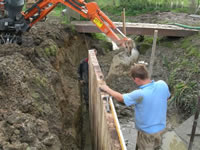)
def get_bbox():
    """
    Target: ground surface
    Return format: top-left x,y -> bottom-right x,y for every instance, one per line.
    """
0,11 -> 199,150
99,11 -> 200,126
0,14 -> 111,149
98,11 -> 200,150
110,11 -> 200,26
0,16 -> 94,150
